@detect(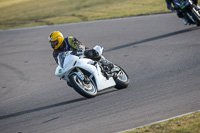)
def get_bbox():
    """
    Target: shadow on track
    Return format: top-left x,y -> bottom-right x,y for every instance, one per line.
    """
0,89 -> 118,120
105,27 -> 200,52
97,89 -> 118,96
0,97 -> 86,120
